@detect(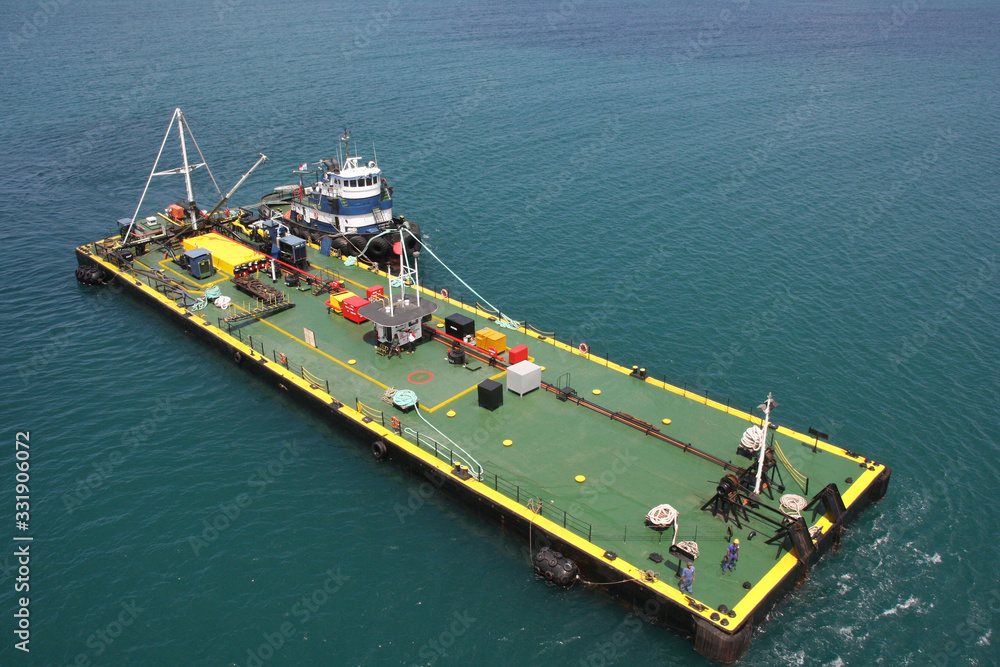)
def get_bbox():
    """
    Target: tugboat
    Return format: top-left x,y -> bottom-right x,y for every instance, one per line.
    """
258,129 -> 420,264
